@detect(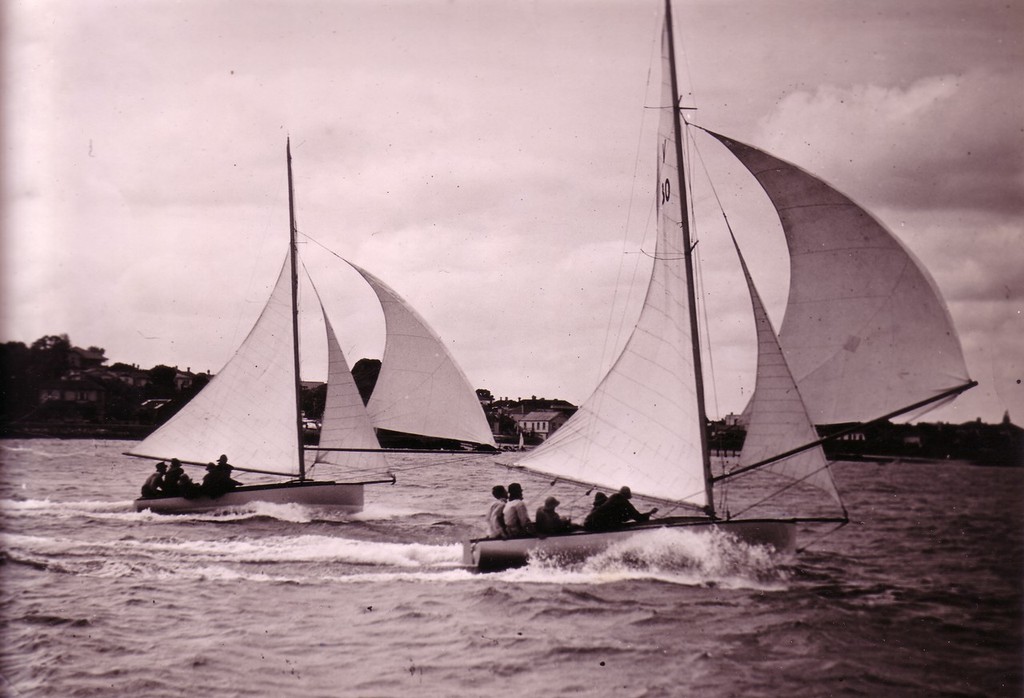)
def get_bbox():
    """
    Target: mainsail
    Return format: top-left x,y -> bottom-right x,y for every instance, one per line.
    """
514,13 -> 706,509
352,263 -> 496,448
706,132 -> 972,425
129,255 -> 303,476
